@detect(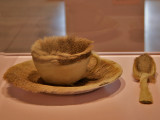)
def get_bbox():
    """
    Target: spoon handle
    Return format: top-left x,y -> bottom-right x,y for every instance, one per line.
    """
139,74 -> 153,104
